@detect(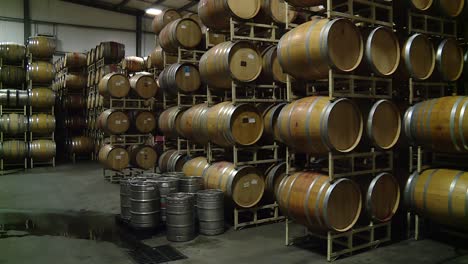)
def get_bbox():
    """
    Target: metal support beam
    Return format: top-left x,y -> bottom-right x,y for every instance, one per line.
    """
61,0 -> 144,16
23,0 -> 31,44
116,0 -> 131,8
136,15 -> 142,57
177,1 -> 199,12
